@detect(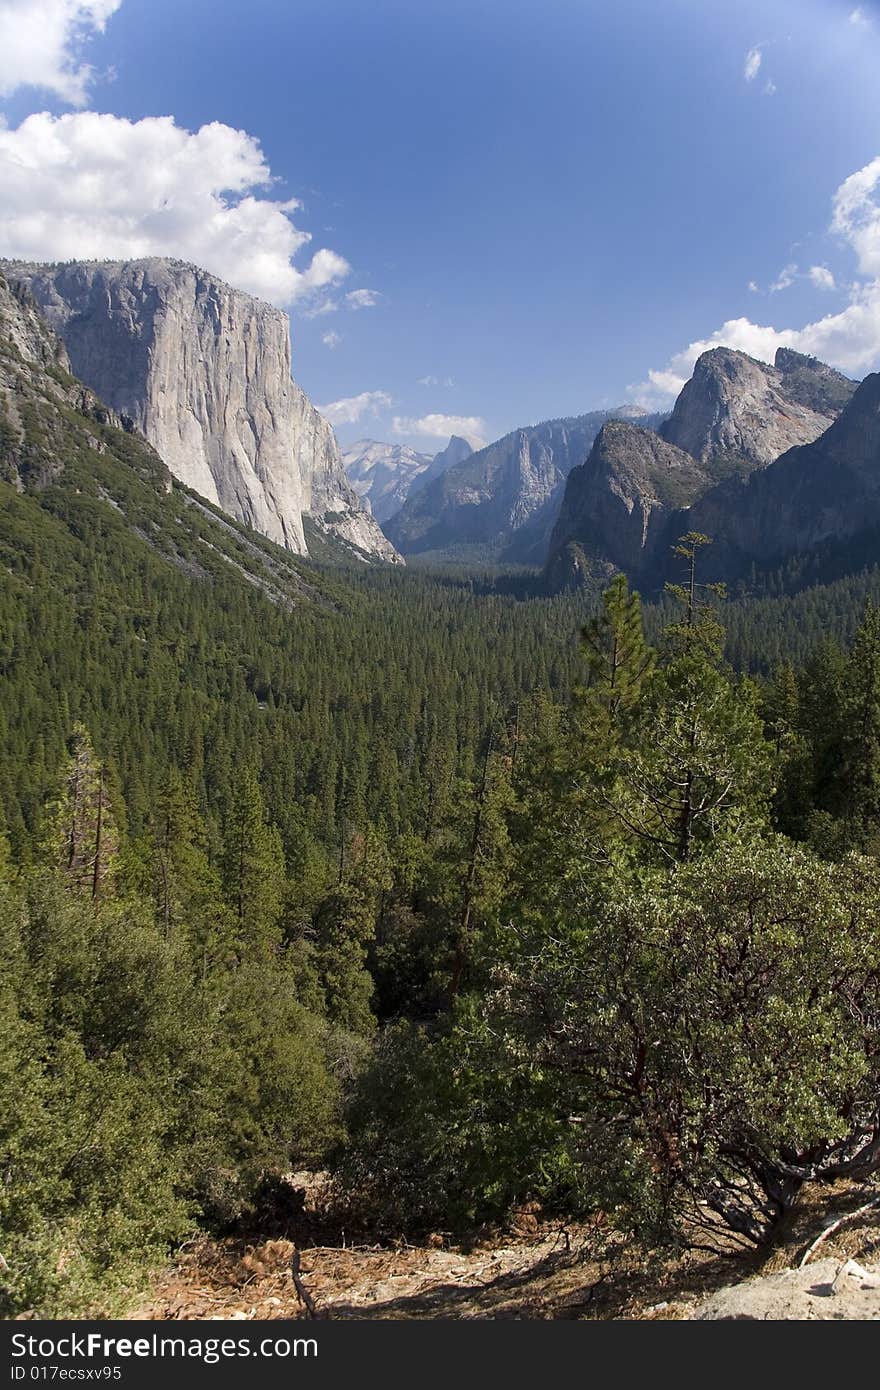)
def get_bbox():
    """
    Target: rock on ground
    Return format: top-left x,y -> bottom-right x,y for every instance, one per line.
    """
693,1258 -> 880,1320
